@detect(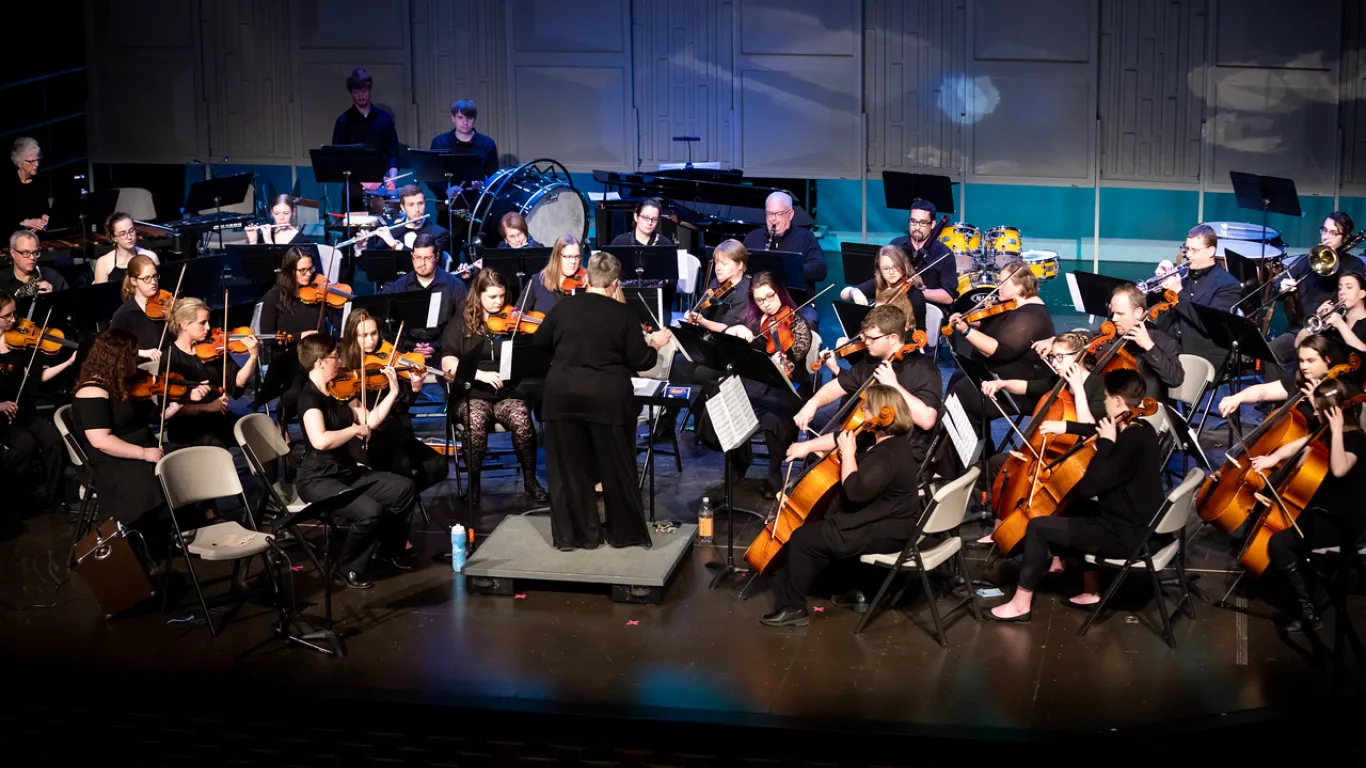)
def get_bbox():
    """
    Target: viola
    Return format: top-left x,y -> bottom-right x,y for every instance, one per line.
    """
1084,290 -> 1179,376
744,331 -> 928,574
560,268 -> 588,294
3,318 -> 79,355
485,307 -> 544,335
193,328 -> 291,360
296,275 -> 357,308
144,289 -> 175,320
127,371 -> 223,402
941,298 -> 1019,338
